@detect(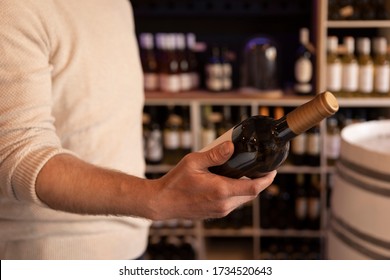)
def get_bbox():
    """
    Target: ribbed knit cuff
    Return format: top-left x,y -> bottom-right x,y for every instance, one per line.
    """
11,147 -> 77,208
